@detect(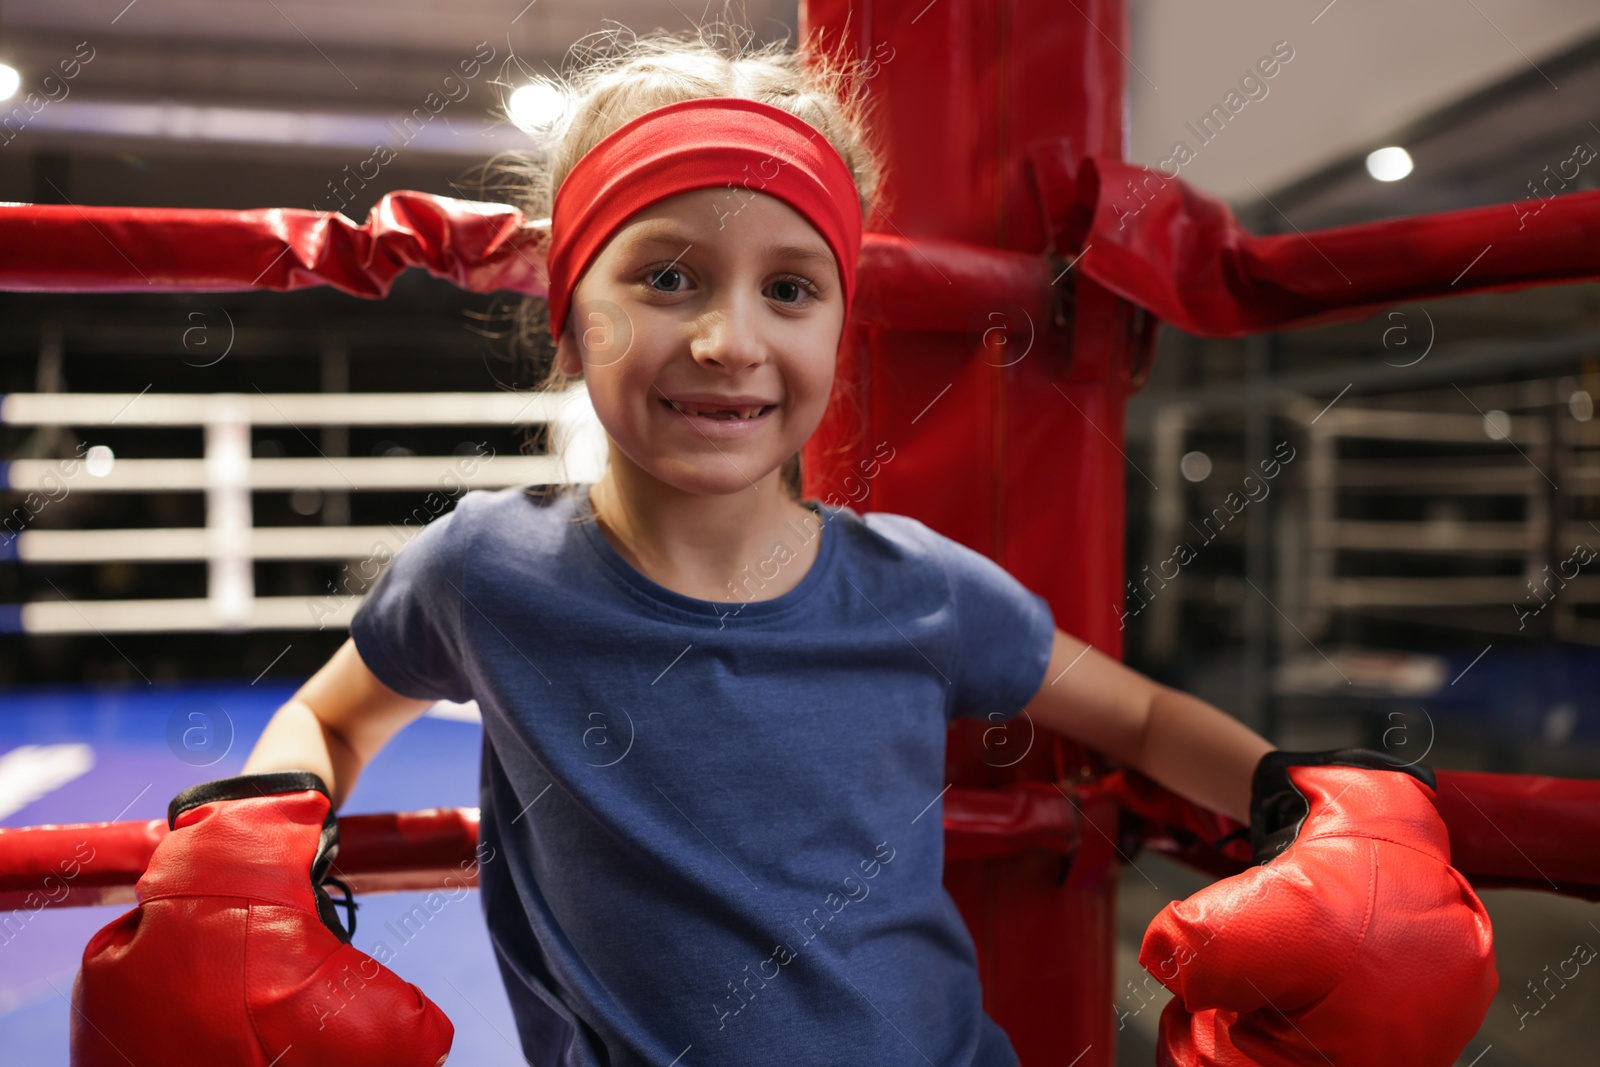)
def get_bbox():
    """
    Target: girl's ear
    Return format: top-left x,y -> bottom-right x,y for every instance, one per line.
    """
554,328 -> 583,378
